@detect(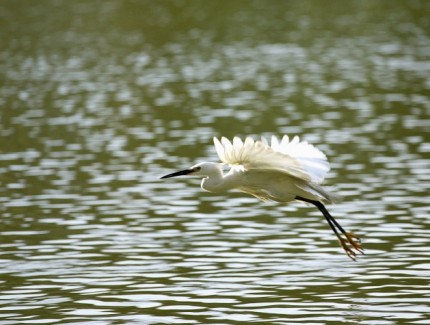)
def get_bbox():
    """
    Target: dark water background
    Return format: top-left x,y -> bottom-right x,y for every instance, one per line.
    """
1,1 -> 430,324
